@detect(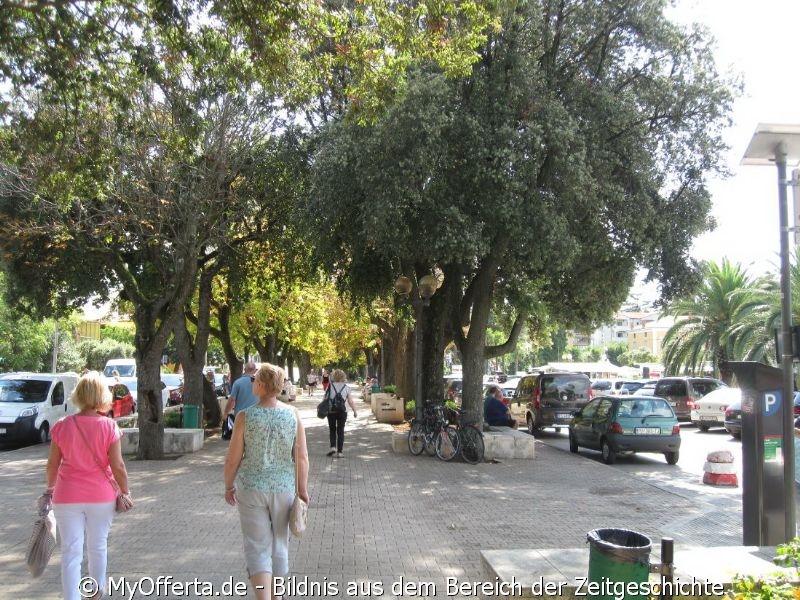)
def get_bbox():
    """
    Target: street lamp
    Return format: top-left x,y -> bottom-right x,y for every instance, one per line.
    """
742,123 -> 800,543
395,272 -> 439,419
